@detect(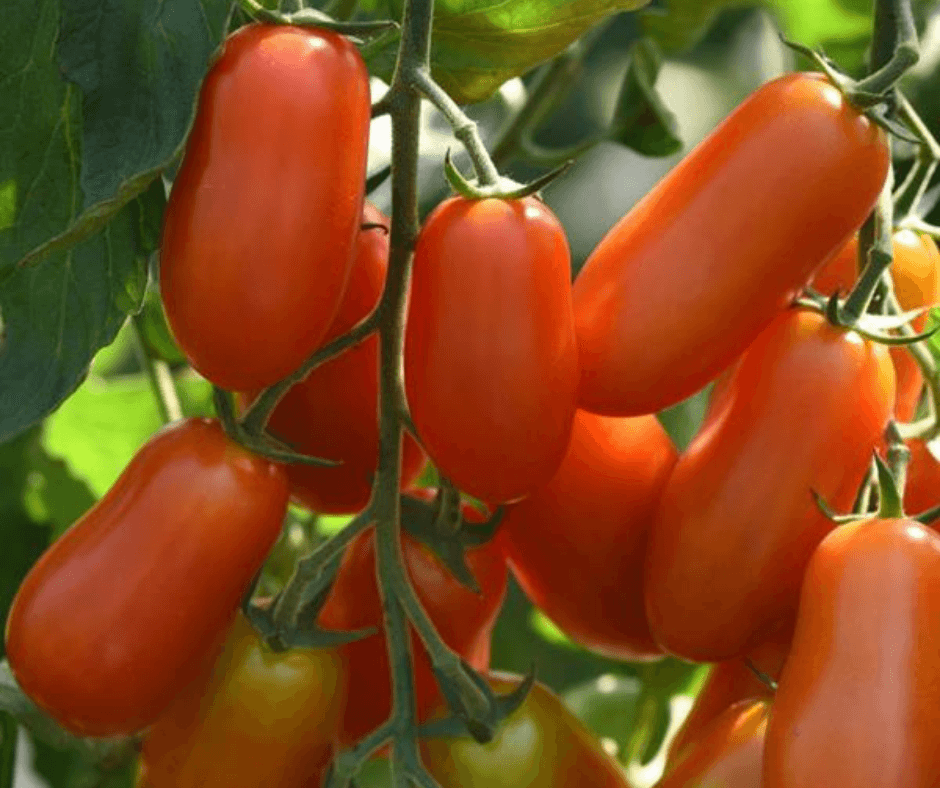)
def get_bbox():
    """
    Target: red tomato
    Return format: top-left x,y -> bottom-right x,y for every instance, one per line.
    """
656,700 -> 767,788
903,437 -> 940,515
811,229 -> 940,420
137,611 -> 344,788
4,419 -> 288,736
241,205 -> 426,514
404,197 -> 579,503
318,498 -> 508,747
573,72 -> 889,416
499,409 -> 676,661
666,624 -> 789,766
764,518 -> 940,787
161,24 -> 371,391
645,309 -> 895,662
421,673 -> 635,788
